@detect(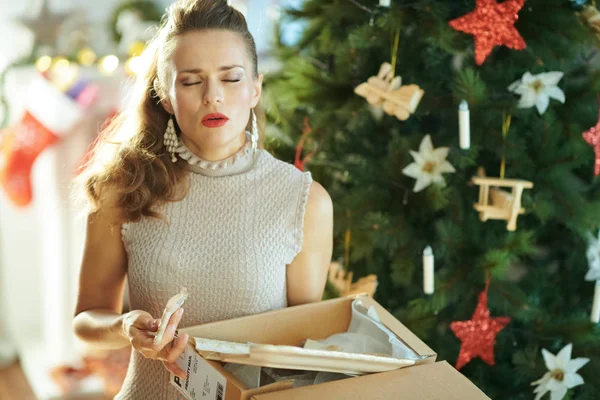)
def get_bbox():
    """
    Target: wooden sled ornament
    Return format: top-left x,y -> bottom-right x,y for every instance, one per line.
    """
472,170 -> 533,231
354,62 -> 424,121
